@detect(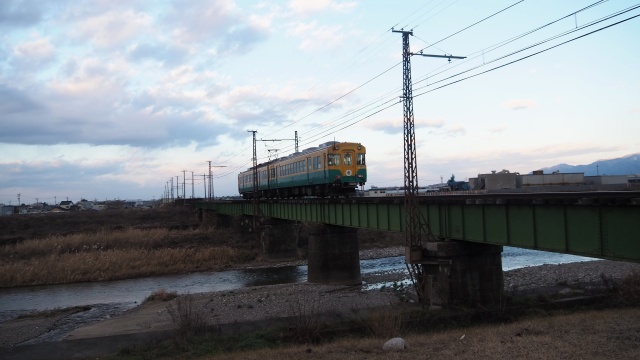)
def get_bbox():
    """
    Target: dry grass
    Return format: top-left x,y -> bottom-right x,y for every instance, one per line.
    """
203,307 -> 640,360
0,246 -> 255,287
0,227 -> 257,287
145,289 -> 178,303
287,294 -> 324,344
167,293 -> 210,338
363,307 -> 405,339
1,228 -> 172,260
